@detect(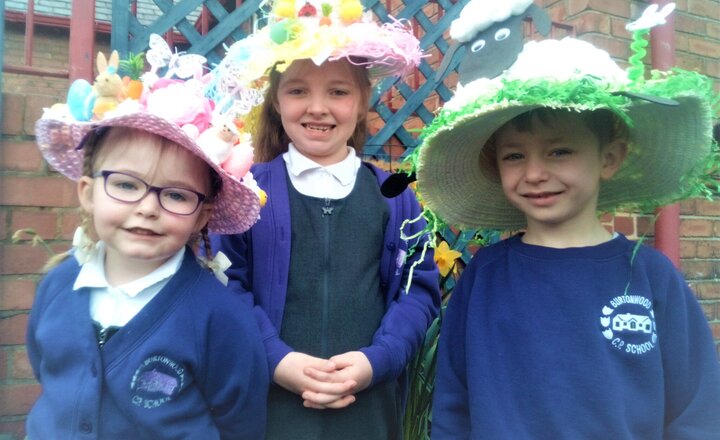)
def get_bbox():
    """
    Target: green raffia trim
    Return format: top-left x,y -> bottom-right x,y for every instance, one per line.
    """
406,67 -> 718,234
